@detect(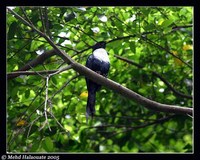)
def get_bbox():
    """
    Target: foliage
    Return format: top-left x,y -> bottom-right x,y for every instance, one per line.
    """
7,6 -> 193,153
